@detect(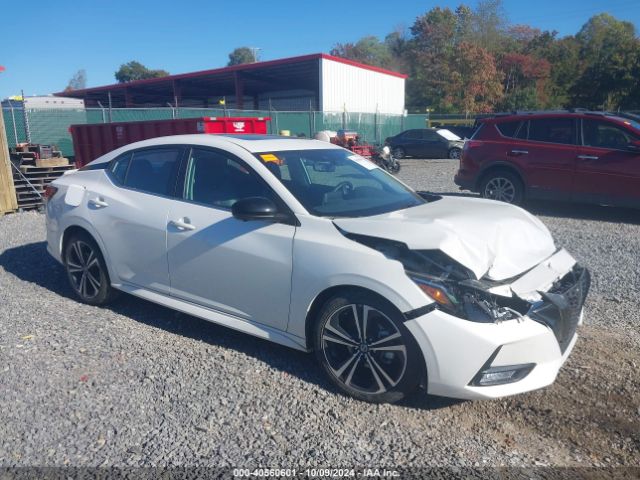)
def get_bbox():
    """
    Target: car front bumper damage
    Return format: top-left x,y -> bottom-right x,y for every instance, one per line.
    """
404,249 -> 590,400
